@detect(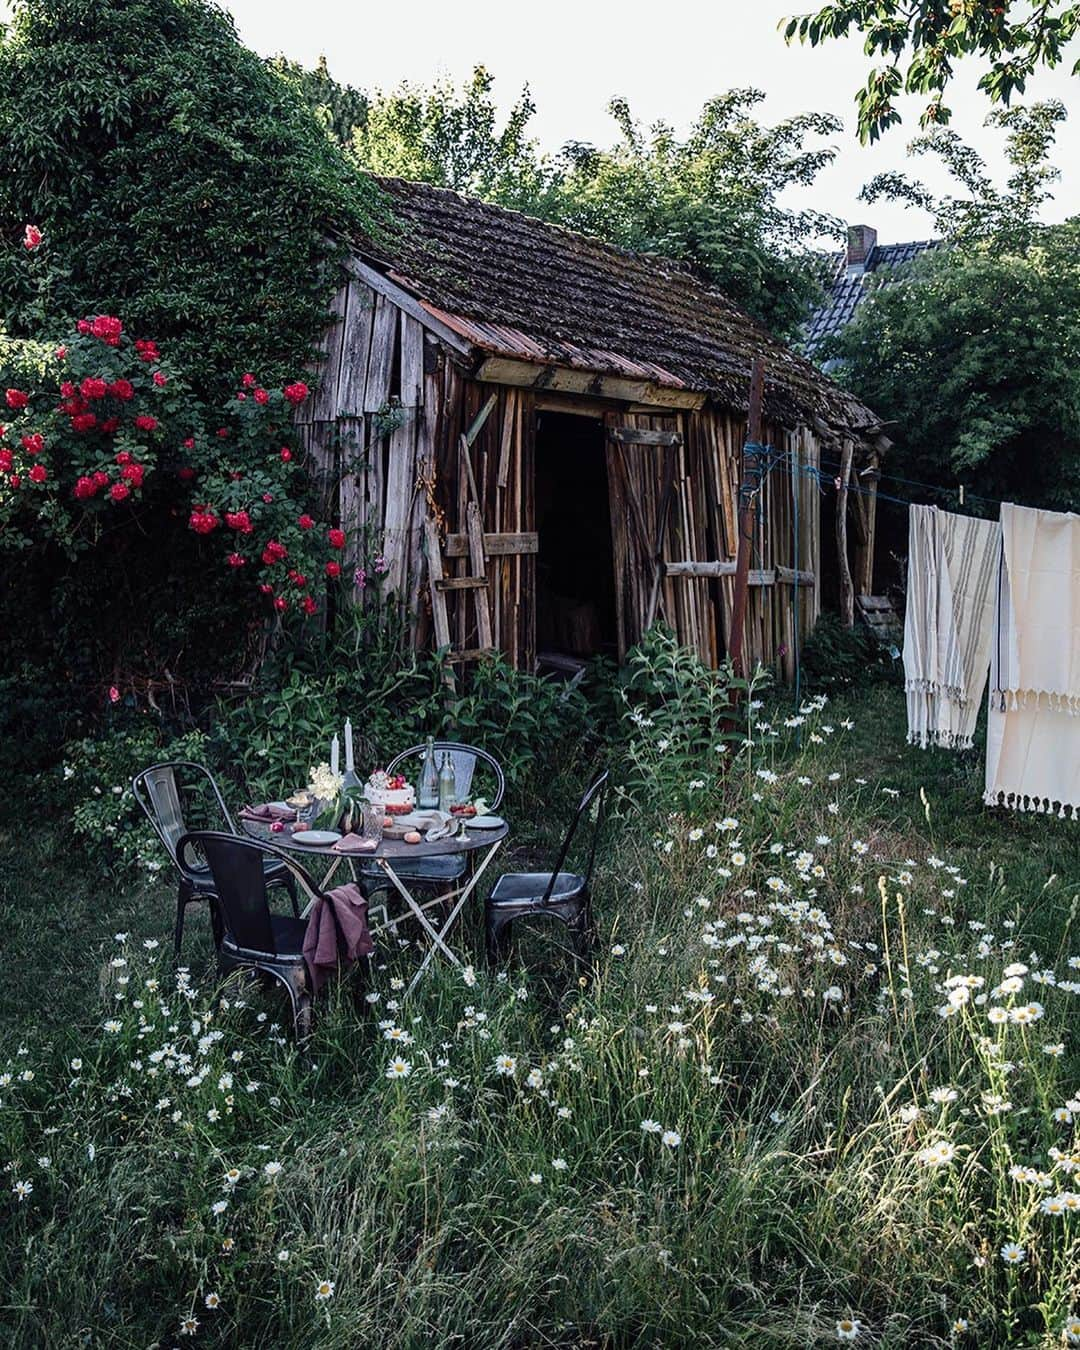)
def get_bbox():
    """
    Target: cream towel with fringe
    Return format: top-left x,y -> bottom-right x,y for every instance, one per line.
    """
903,505 -> 999,749
985,502 -> 1080,816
